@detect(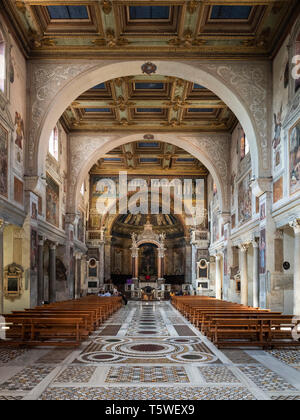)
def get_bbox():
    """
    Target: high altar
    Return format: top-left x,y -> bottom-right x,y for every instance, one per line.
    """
125,217 -> 171,300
